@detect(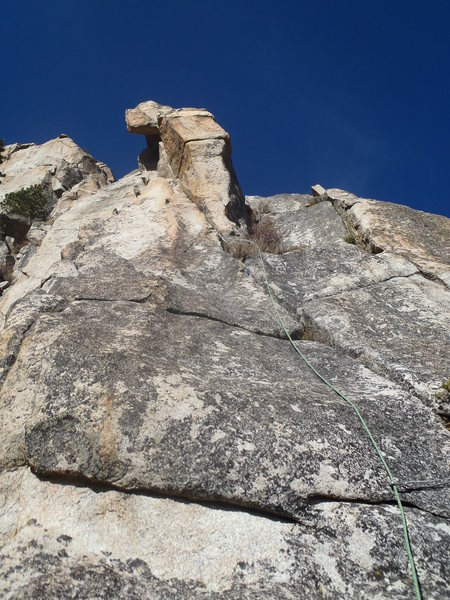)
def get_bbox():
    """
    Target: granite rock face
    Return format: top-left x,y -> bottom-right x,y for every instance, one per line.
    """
0,102 -> 449,598
0,136 -> 114,290
0,136 -> 114,209
327,188 -> 450,288
1,468 -> 449,599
